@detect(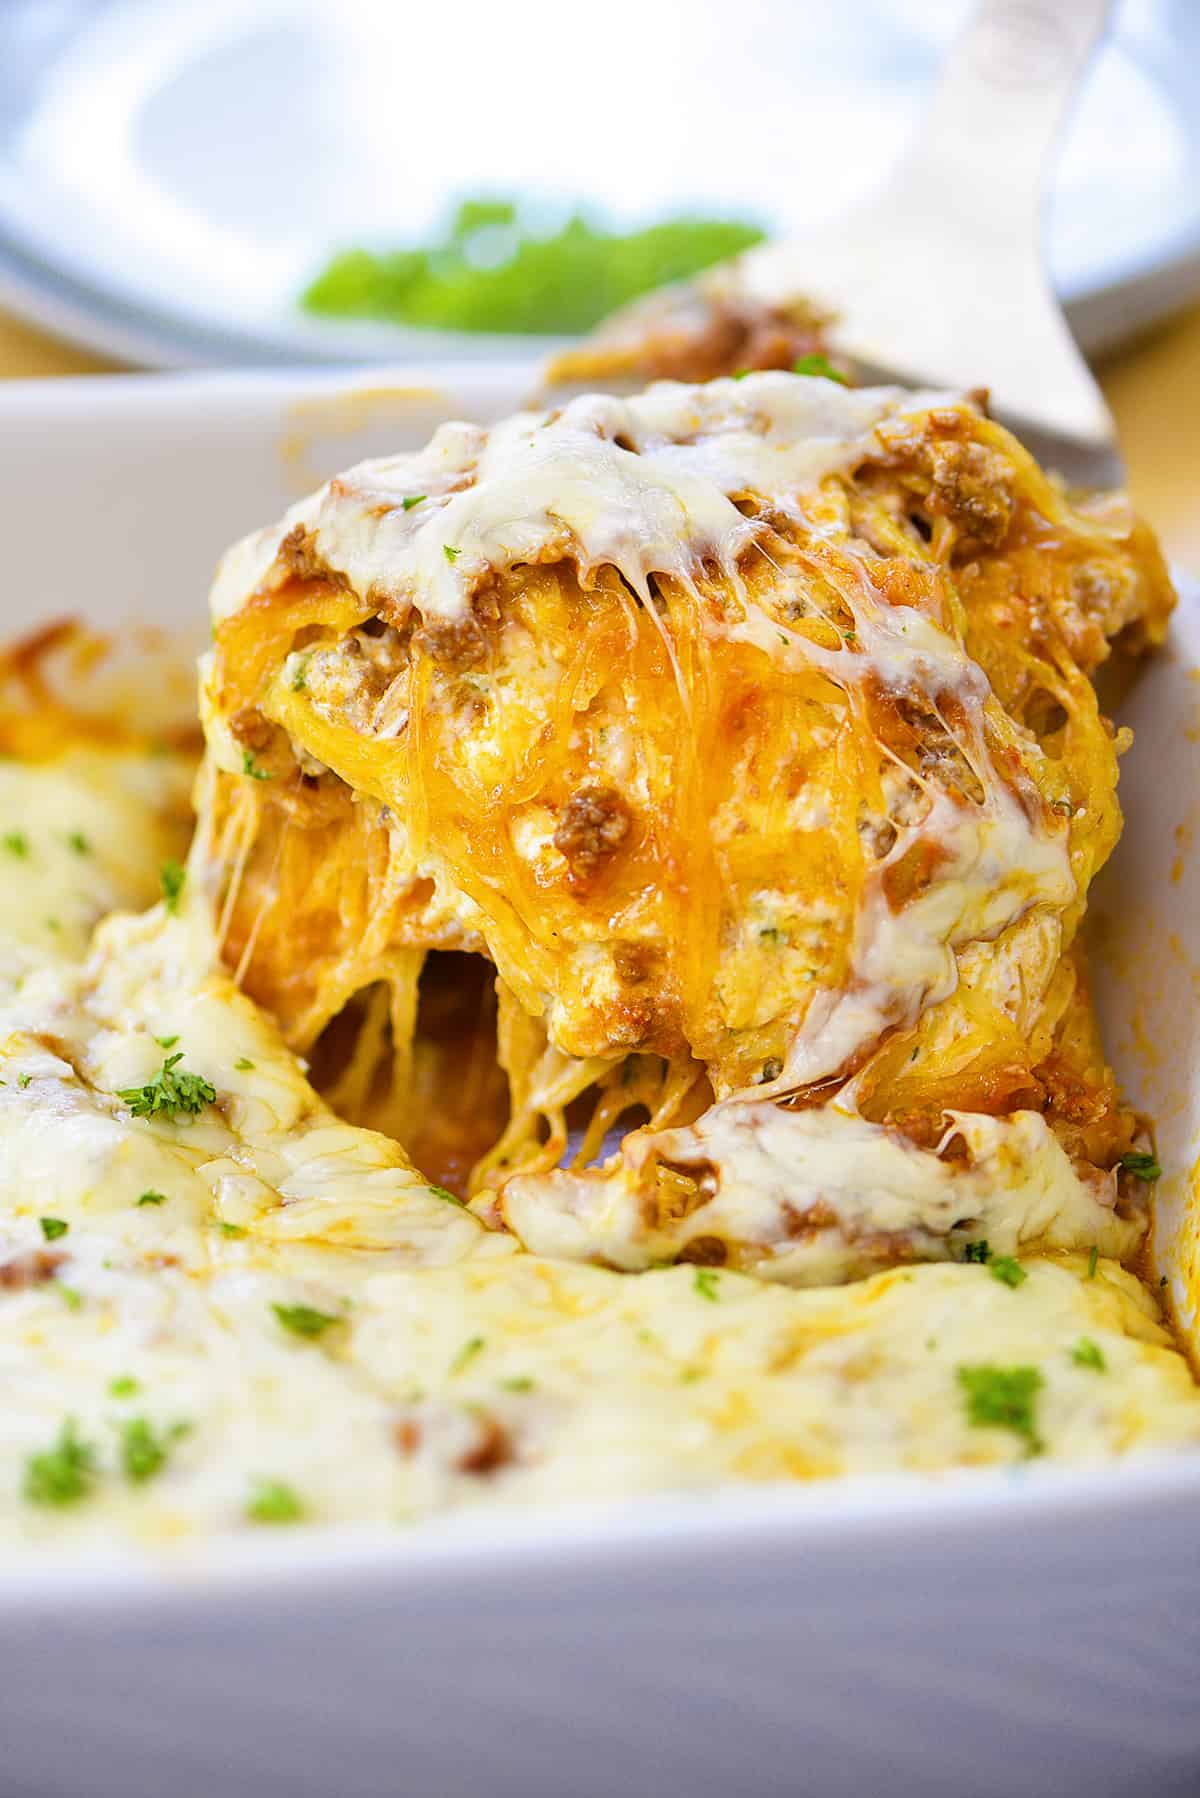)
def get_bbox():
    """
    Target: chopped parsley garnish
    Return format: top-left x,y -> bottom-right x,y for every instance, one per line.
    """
271,1302 -> 339,1339
693,1268 -> 720,1301
3,831 -> 30,858
1088,1245 -> 1099,1279
23,1419 -> 97,1507
246,1478 -> 304,1525
155,1033 -> 179,1049
135,1190 -> 168,1207
1071,1337 -> 1106,1372
426,1183 -> 465,1208
443,544 -> 461,564
500,1375 -> 535,1392
289,655 -> 310,692
401,494 -> 426,511
55,1283 -> 83,1312
219,1221 -> 247,1239
234,1057 -> 255,1071
242,750 -> 273,781
451,1335 -> 485,1374
39,1217 -> 68,1241
957,1363 -> 1043,1456
963,1240 -> 991,1265
109,1376 -> 140,1398
118,1052 -> 215,1121
159,859 -> 186,912
119,1416 -> 188,1485
793,352 -> 847,384
67,831 -> 90,856
989,1256 -> 1026,1289
1118,1150 -> 1161,1182
17,1072 -> 31,1090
